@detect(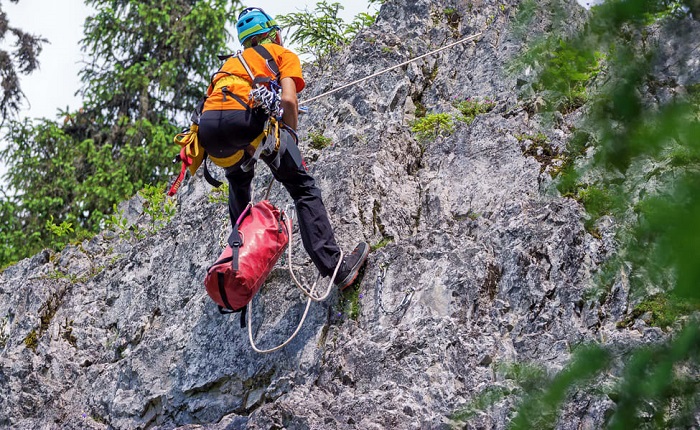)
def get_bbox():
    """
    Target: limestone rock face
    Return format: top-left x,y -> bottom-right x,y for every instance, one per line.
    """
1,0 -> 695,429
